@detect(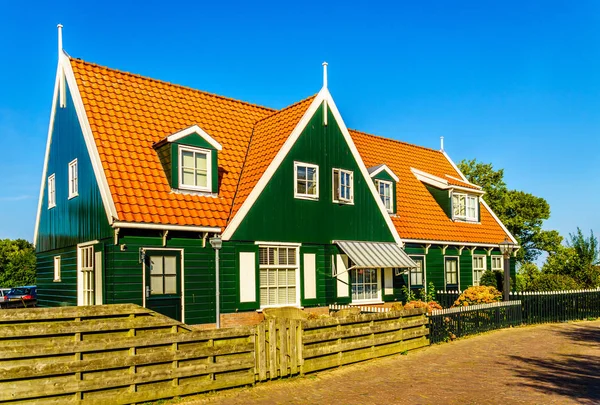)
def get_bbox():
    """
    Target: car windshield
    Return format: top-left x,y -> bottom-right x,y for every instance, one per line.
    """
9,288 -> 30,295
